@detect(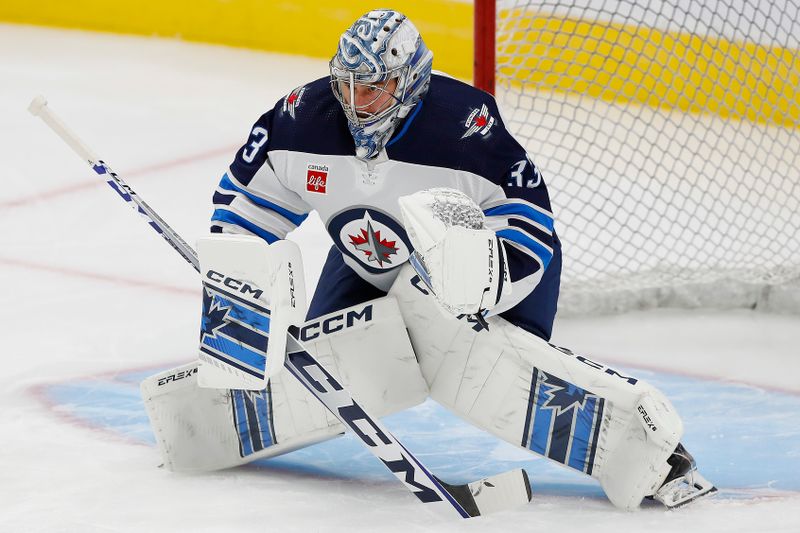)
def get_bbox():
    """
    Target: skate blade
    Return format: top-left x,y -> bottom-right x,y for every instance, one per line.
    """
653,470 -> 718,508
